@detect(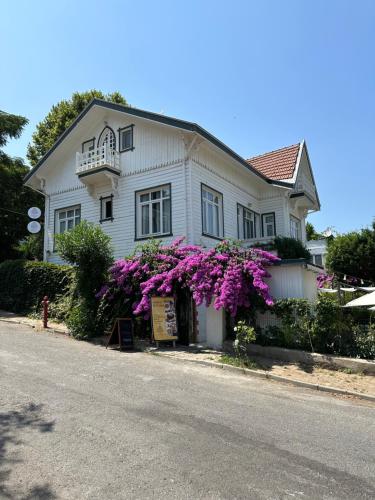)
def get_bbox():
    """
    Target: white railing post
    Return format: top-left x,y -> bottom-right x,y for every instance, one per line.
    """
75,146 -> 119,174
